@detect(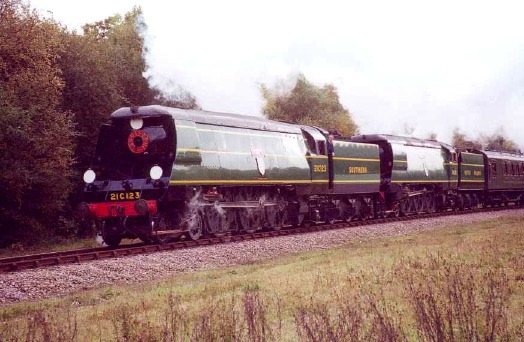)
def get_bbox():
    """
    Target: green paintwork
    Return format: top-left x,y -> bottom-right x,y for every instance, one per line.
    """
332,141 -> 380,194
171,122 -> 311,185
484,151 -> 524,191
458,152 -> 485,190
390,143 -> 457,188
